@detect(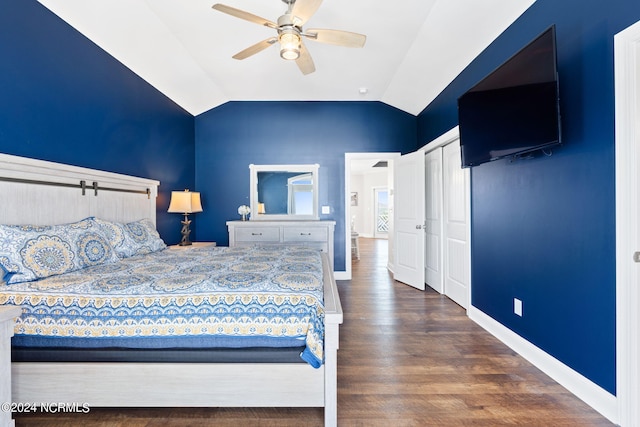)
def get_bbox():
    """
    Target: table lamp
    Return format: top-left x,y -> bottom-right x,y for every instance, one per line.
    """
167,189 -> 203,246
